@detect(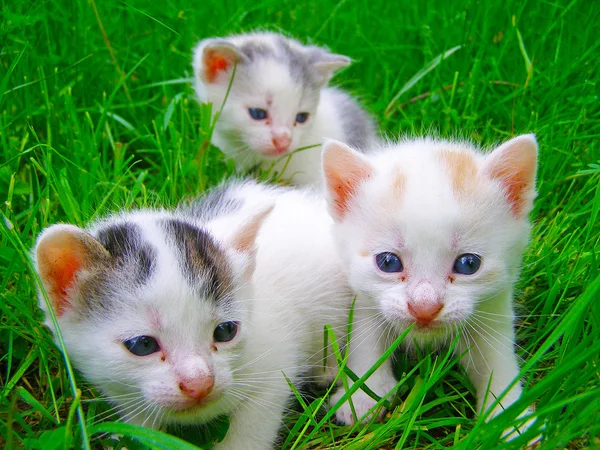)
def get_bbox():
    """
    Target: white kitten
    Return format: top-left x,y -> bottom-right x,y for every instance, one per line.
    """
193,32 -> 377,186
34,181 -> 352,449
321,135 -> 538,433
